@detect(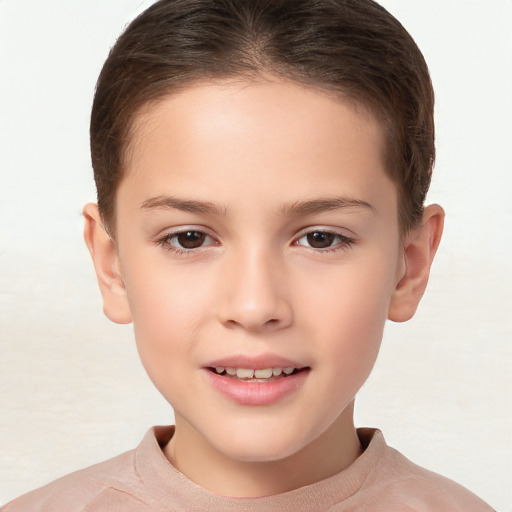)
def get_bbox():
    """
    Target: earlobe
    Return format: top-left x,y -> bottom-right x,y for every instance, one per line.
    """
388,204 -> 444,322
83,203 -> 132,324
